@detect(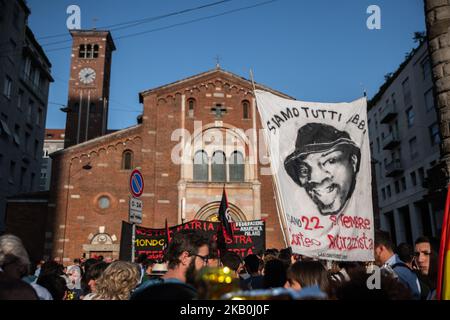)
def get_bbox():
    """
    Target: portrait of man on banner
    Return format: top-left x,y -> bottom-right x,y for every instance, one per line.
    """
284,123 -> 361,216
255,89 -> 374,262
